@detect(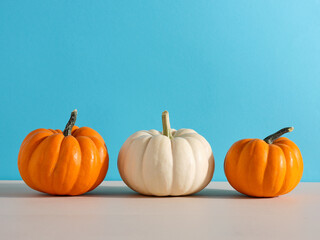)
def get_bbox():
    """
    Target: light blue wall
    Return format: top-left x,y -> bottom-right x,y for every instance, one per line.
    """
1,1 -> 319,181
